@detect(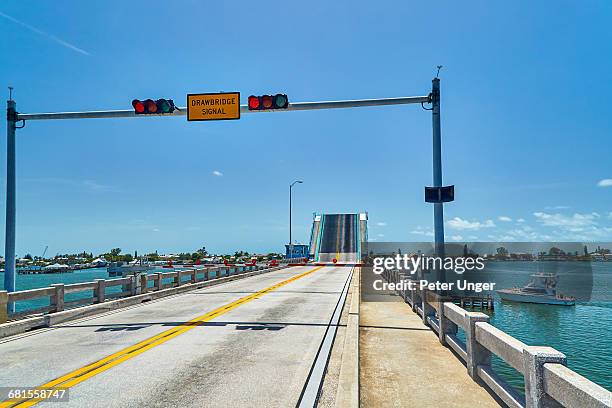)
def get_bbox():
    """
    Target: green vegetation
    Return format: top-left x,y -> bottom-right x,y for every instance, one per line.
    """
2,244 -> 283,267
